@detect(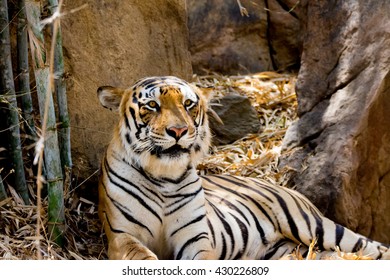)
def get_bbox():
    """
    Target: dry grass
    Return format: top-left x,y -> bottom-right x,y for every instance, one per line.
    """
194,72 -> 297,186
0,185 -> 105,259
